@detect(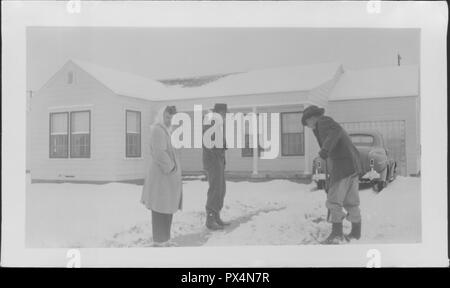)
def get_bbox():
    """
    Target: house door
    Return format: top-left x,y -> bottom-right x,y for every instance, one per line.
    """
340,120 -> 407,176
